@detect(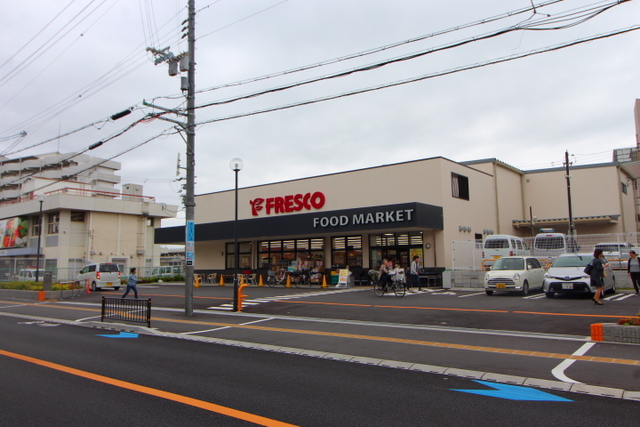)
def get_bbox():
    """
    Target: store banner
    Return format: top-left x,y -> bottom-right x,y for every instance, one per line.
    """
0,217 -> 29,248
